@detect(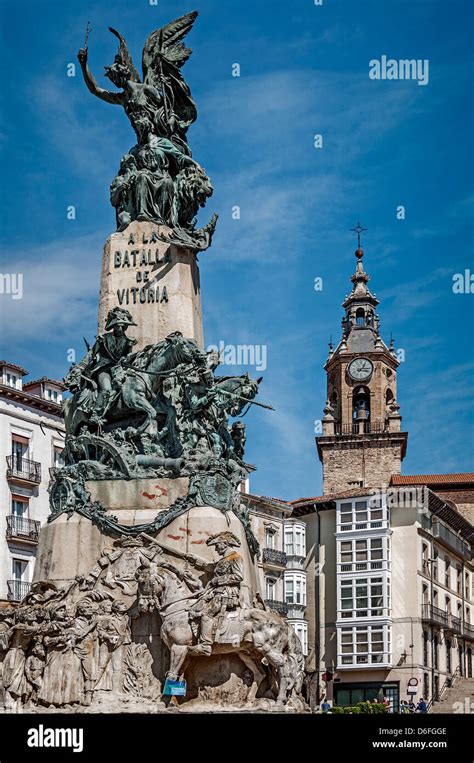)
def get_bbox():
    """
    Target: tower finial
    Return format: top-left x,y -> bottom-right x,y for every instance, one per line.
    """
350,221 -> 368,255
